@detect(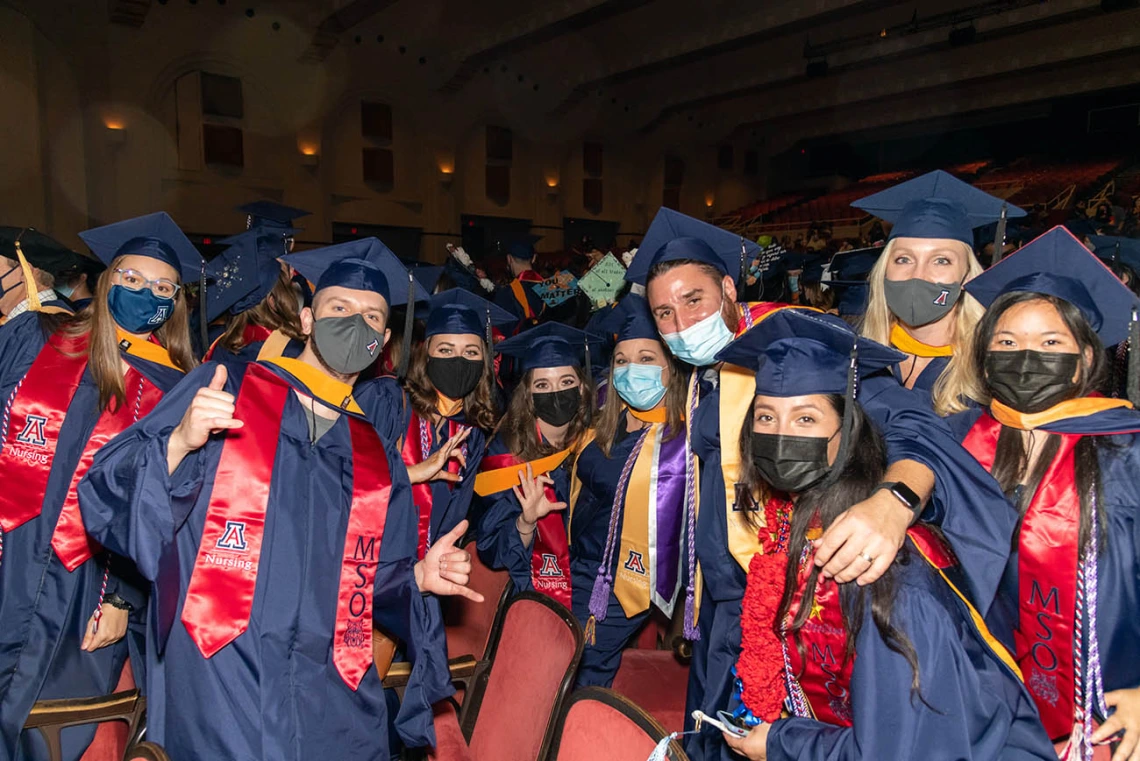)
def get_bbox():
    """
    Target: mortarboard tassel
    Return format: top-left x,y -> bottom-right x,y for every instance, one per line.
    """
1128,308 -> 1140,409
484,308 -> 494,376
398,272 -> 414,380
199,260 -> 208,353
13,234 -> 42,313
992,204 -> 1009,264
824,342 -> 858,488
